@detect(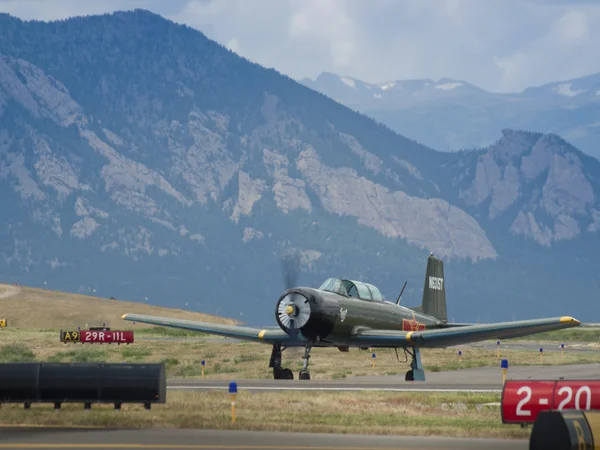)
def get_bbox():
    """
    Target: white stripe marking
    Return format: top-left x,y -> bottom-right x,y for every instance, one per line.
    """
167,386 -> 501,393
